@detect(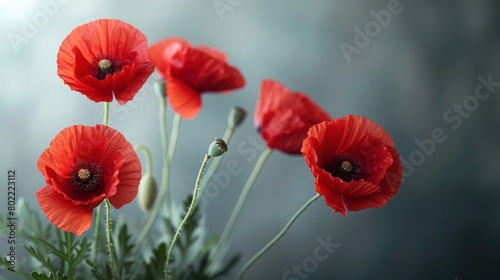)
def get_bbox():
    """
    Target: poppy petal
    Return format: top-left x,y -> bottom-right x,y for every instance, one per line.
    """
164,42 -> 244,92
63,19 -> 150,63
341,115 -> 395,148
261,110 -> 299,147
60,47 -> 113,102
254,79 -> 290,126
256,80 -> 330,154
37,126 -> 83,181
315,168 -> 380,197
309,116 -> 394,158
344,147 -> 402,211
343,192 -> 392,211
57,19 -> 153,104
97,125 -> 142,208
148,38 -> 244,118
36,124 -> 141,234
166,75 -> 203,119
261,109 -> 311,154
197,45 -> 227,62
348,135 -> 394,185
43,165 -> 107,206
149,38 -> 190,77
36,186 -> 95,236
111,61 -> 155,105
315,182 -> 347,215
302,136 -> 322,172
302,115 -> 402,215
378,146 -> 403,195
109,157 -> 141,208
